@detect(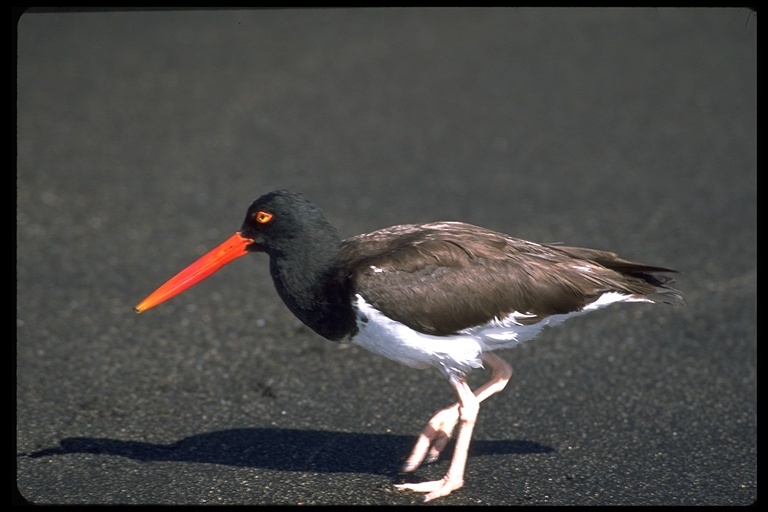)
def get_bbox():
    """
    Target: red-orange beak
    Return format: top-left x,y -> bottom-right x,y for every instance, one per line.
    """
135,232 -> 254,314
